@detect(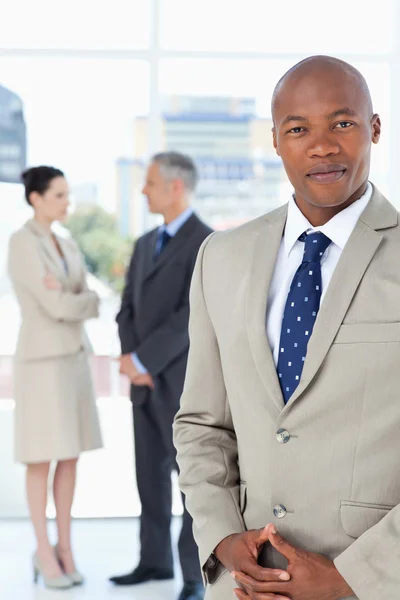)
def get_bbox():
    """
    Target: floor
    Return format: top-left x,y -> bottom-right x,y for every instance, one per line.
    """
0,518 -> 186,600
